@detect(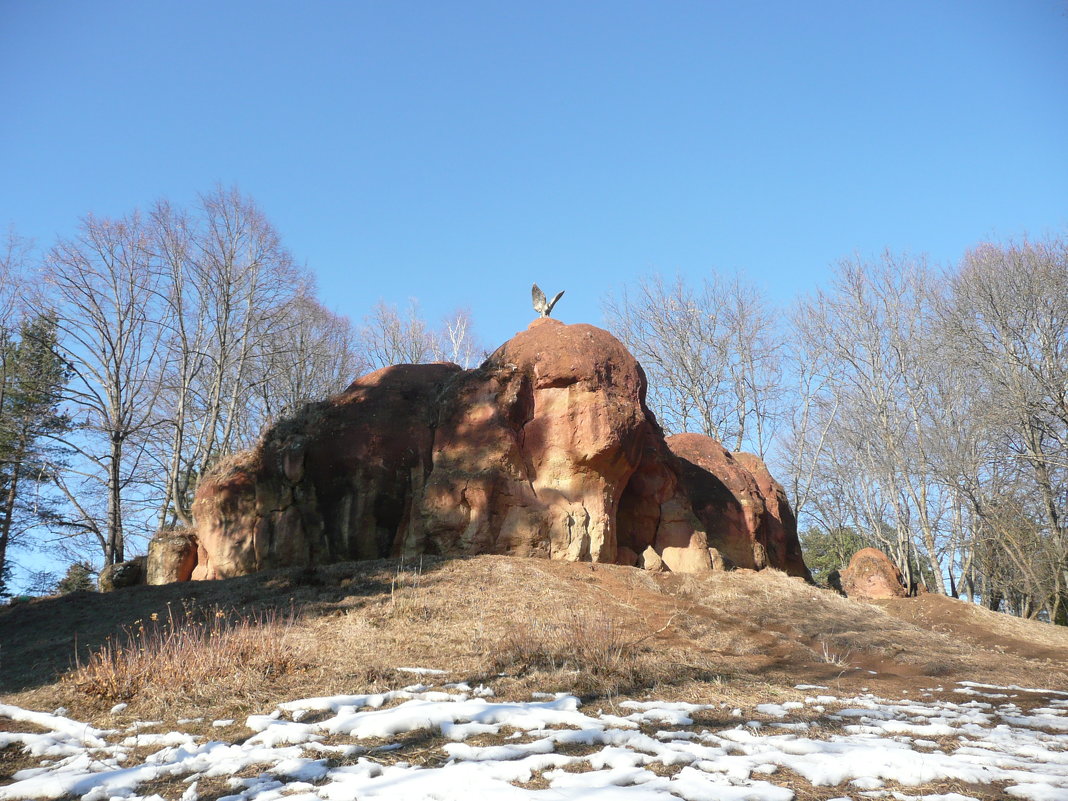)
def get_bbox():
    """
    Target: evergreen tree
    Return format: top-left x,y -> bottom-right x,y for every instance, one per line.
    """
0,313 -> 70,595
56,560 -> 95,593
799,526 -> 870,586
